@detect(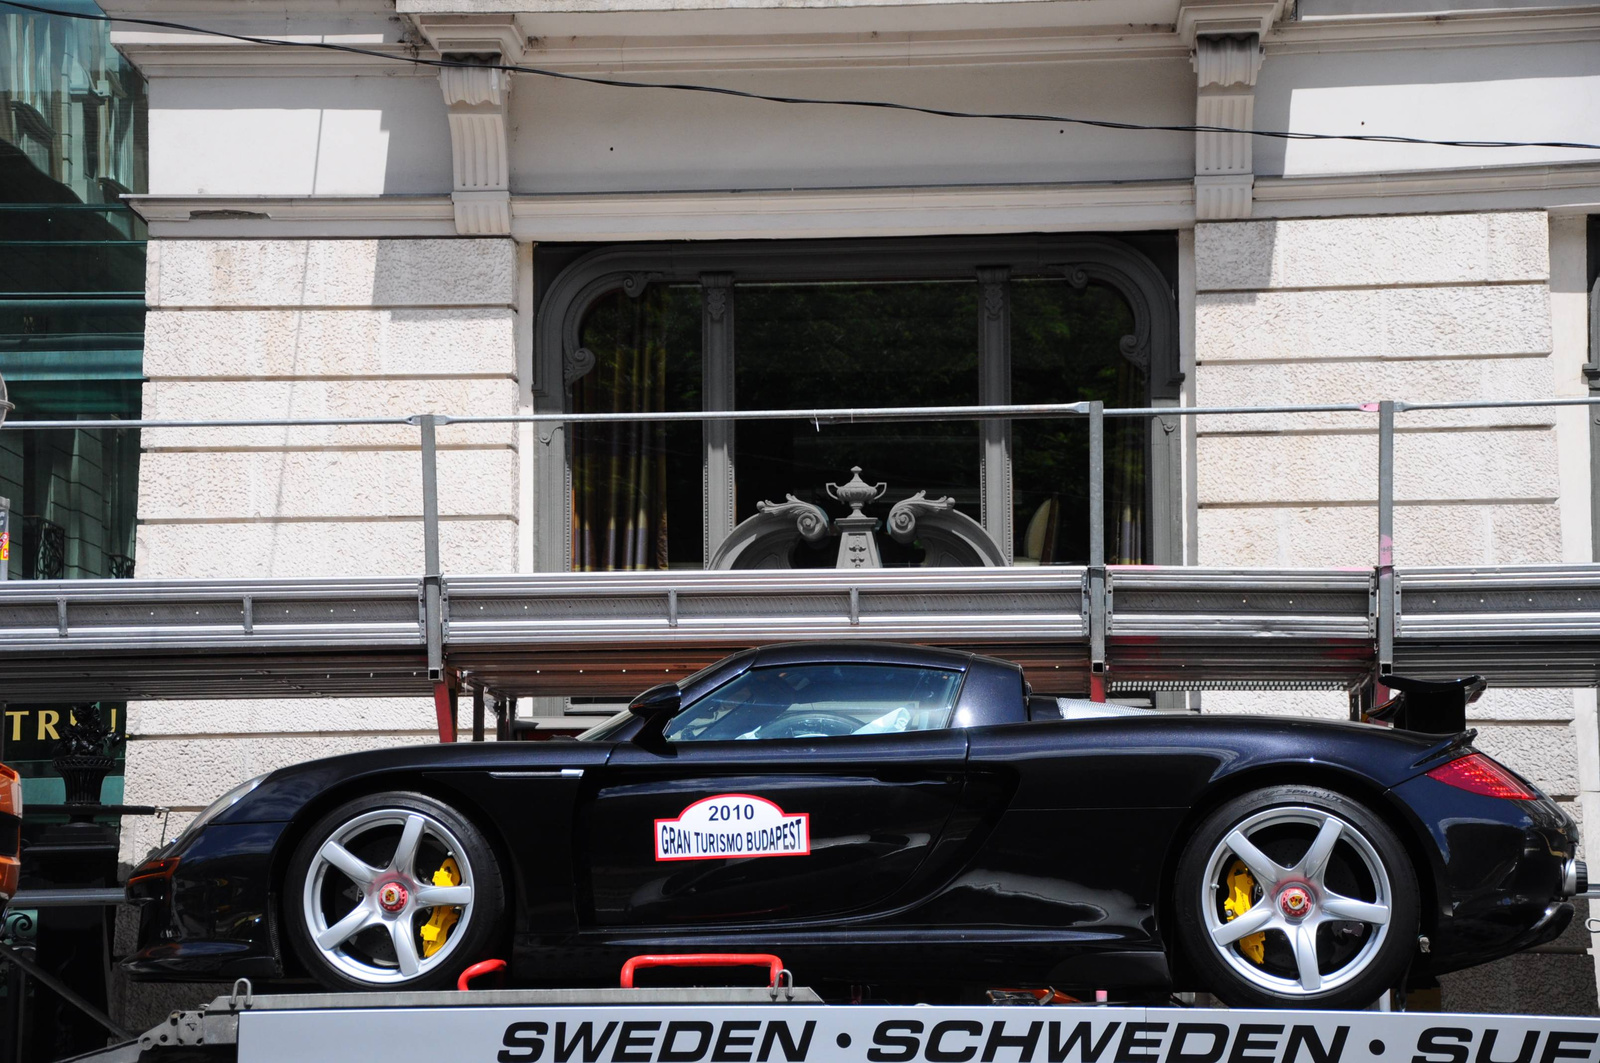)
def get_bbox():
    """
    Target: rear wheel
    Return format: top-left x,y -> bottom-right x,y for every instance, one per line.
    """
284,791 -> 505,991
1174,785 -> 1419,1009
